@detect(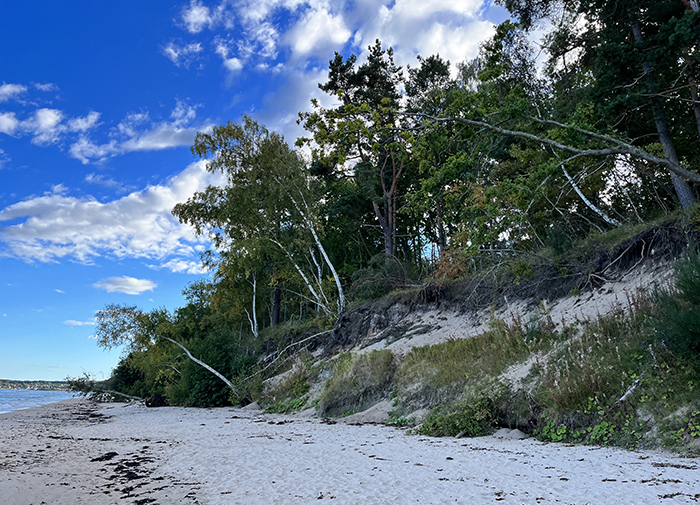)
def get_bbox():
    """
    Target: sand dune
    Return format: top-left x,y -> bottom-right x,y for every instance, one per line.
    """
1,398 -> 698,504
